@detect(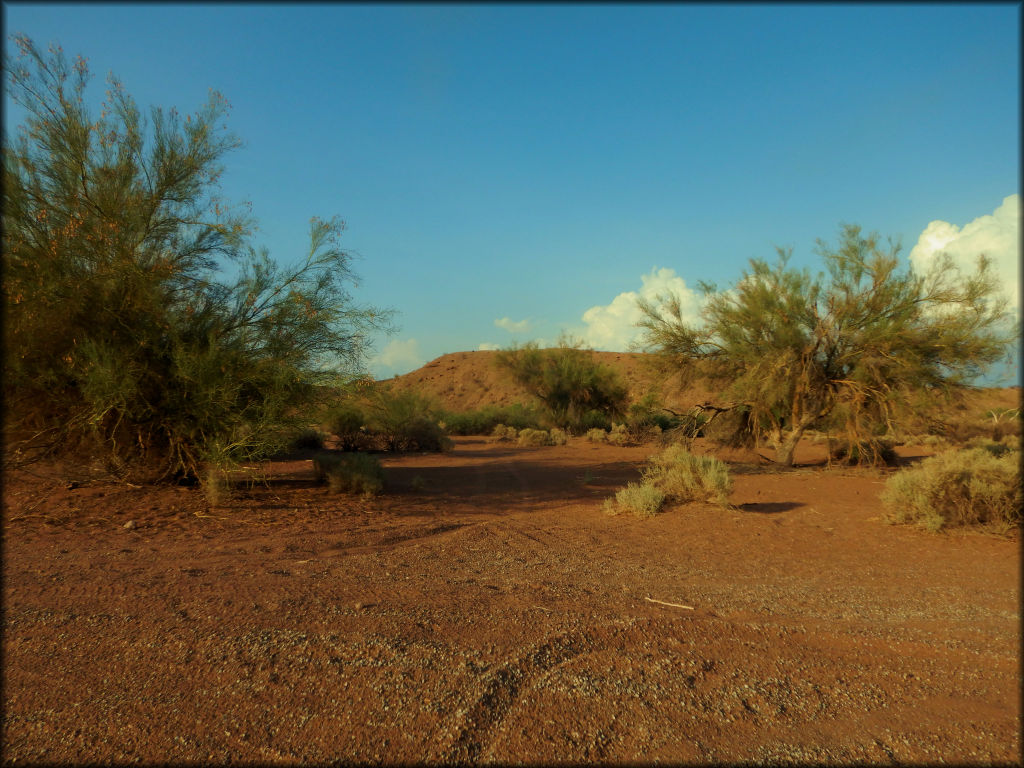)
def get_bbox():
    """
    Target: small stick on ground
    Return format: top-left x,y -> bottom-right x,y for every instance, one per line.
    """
645,597 -> 695,610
